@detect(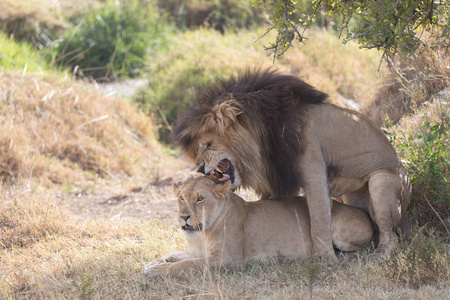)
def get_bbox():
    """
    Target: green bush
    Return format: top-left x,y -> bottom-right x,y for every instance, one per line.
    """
387,101 -> 449,235
55,0 -> 170,81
